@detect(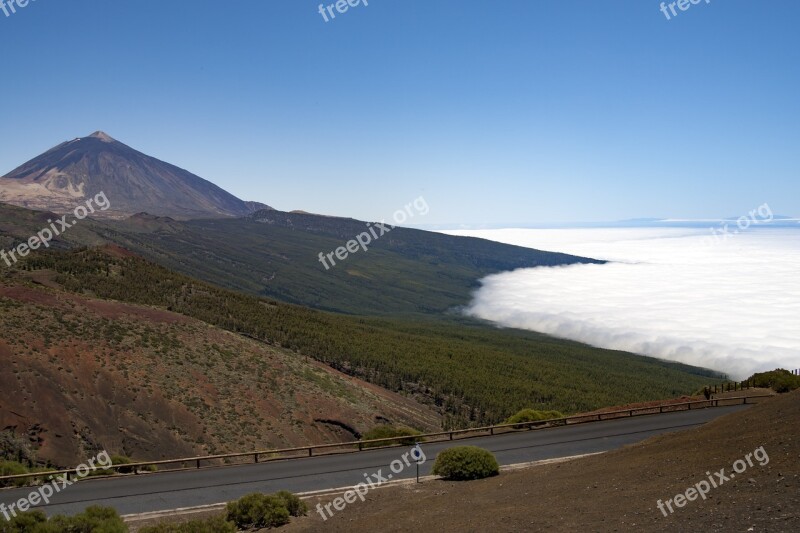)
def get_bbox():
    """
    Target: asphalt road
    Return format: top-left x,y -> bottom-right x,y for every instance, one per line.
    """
0,405 -> 749,518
